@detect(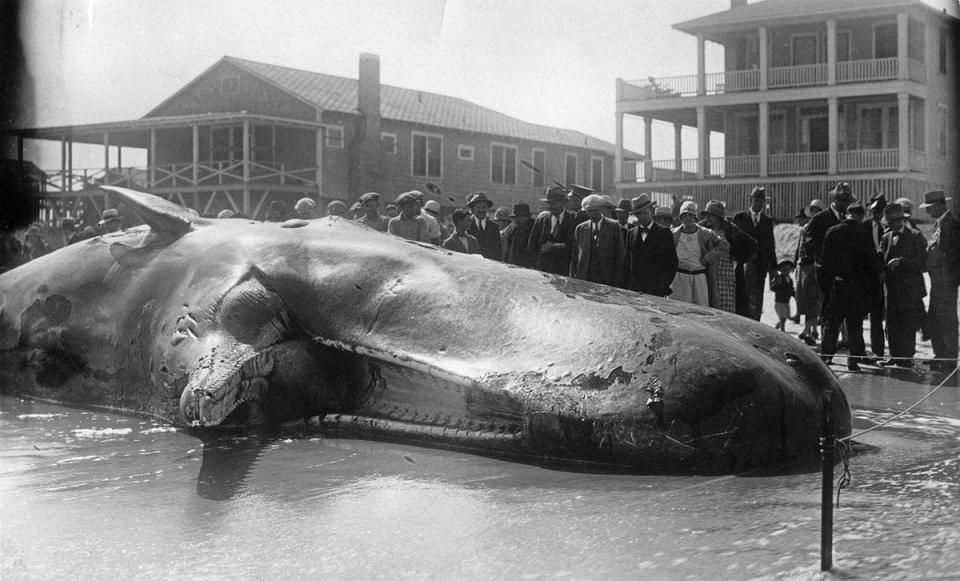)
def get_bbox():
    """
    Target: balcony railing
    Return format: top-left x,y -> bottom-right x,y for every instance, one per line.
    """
41,161 -> 319,192
622,58 -> 926,101
631,149 -> 907,183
